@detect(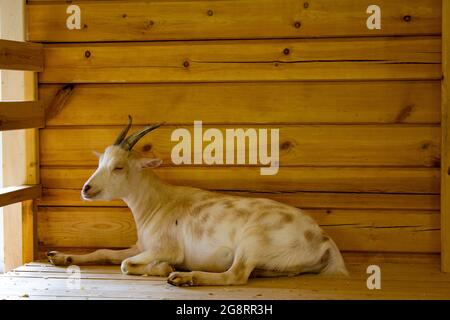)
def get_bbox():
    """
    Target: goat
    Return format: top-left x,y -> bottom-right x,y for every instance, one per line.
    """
47,116 -> 348,286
